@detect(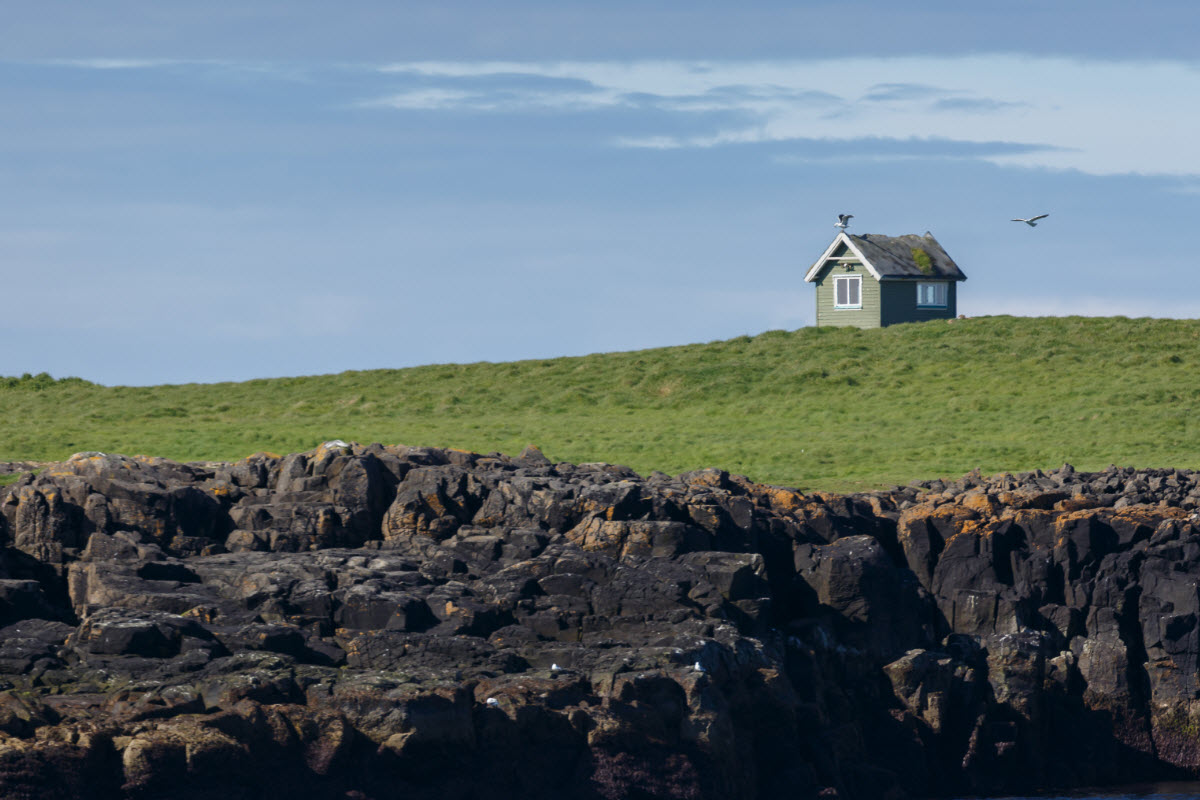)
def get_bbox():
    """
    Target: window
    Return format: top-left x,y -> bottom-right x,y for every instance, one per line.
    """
916,281 -> 948,308
834,275 -> 861,309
